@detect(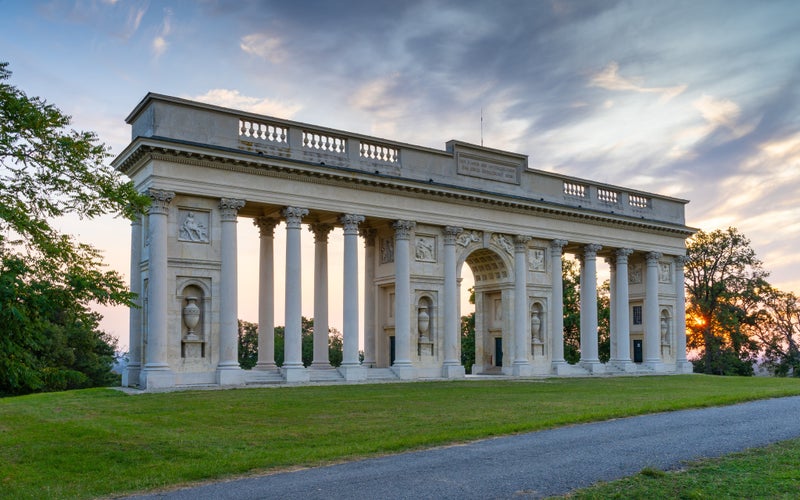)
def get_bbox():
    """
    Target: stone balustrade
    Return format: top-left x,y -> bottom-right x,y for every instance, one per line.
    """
126,93 -> 687,226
